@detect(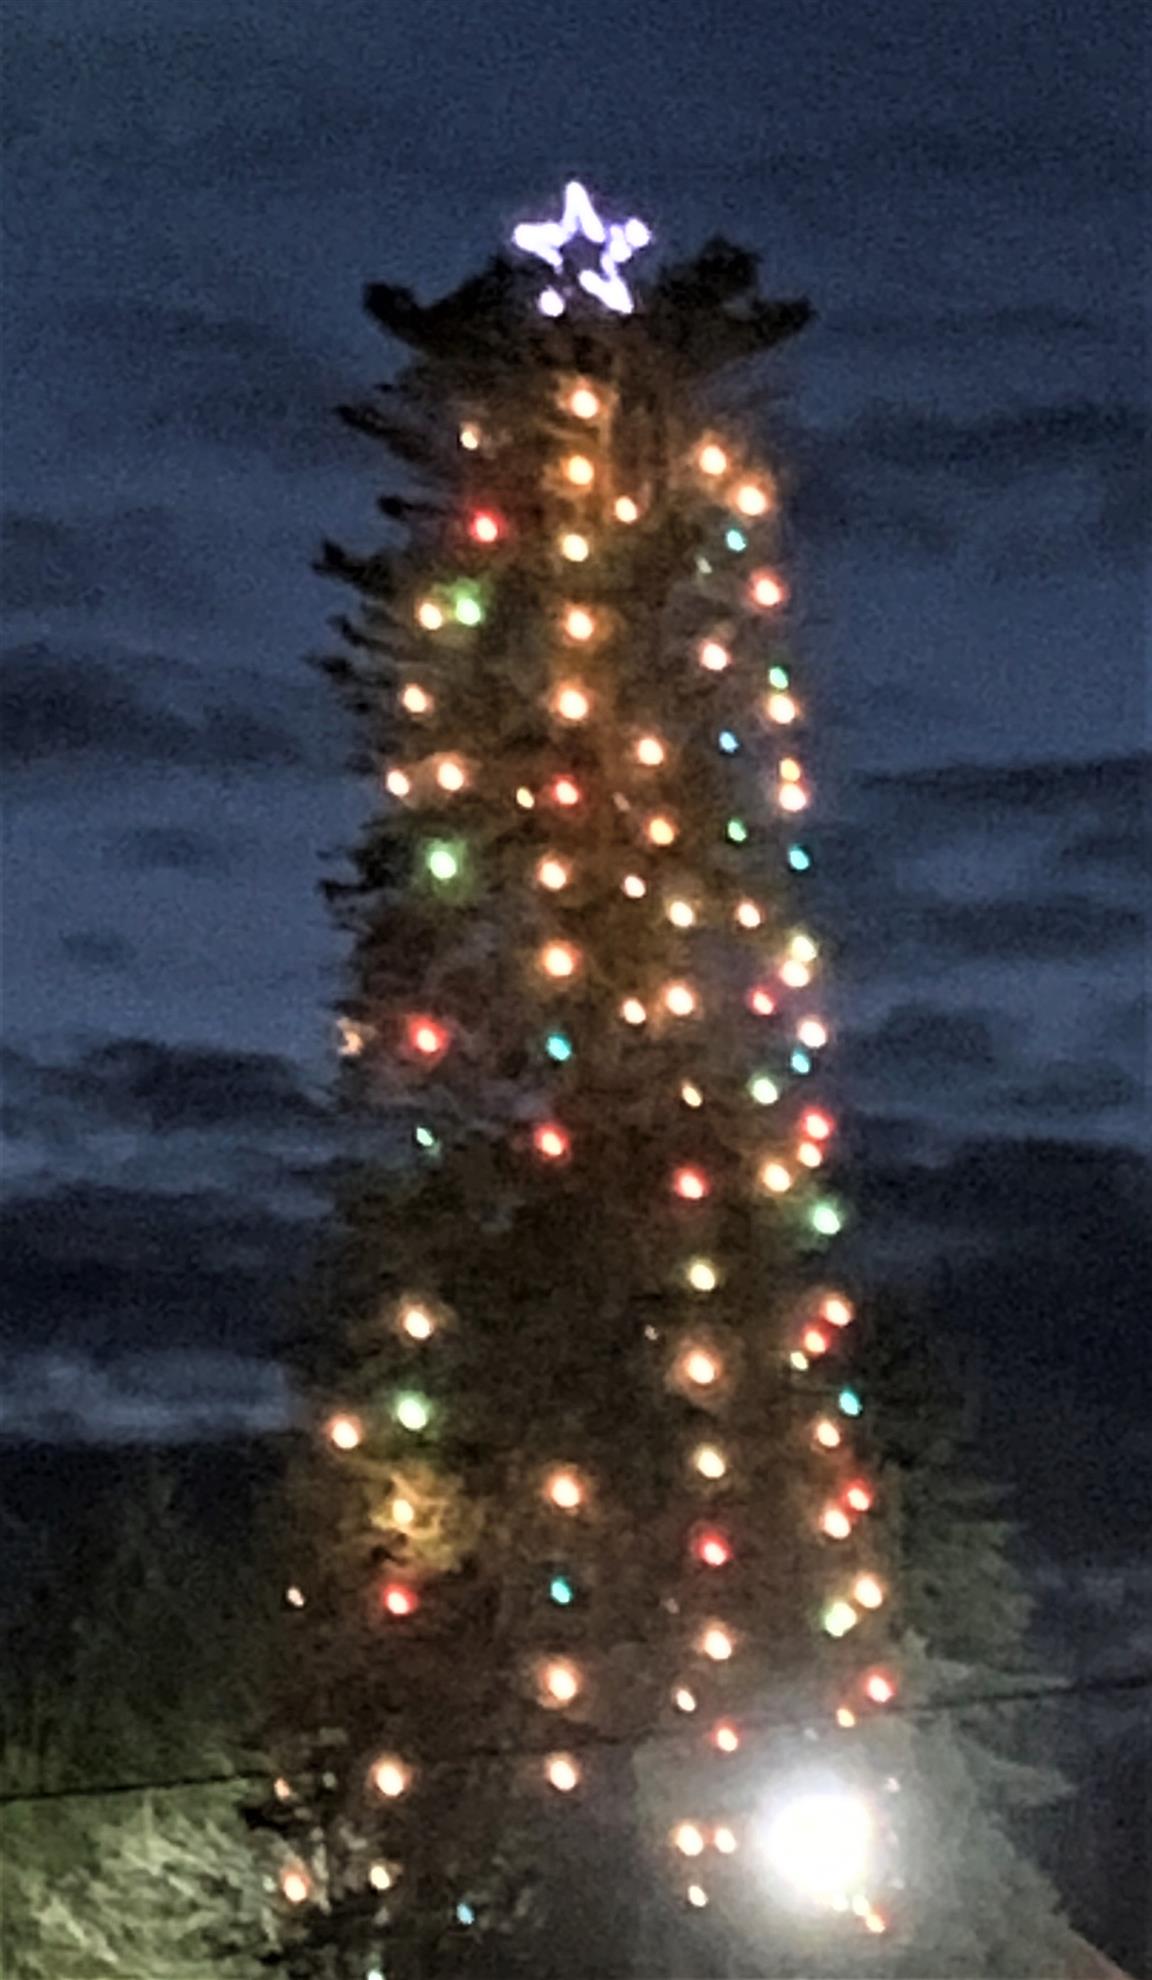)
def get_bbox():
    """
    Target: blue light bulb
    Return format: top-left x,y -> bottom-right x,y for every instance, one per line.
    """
787,845 -> 812,872
456,1902 -> 476,1926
